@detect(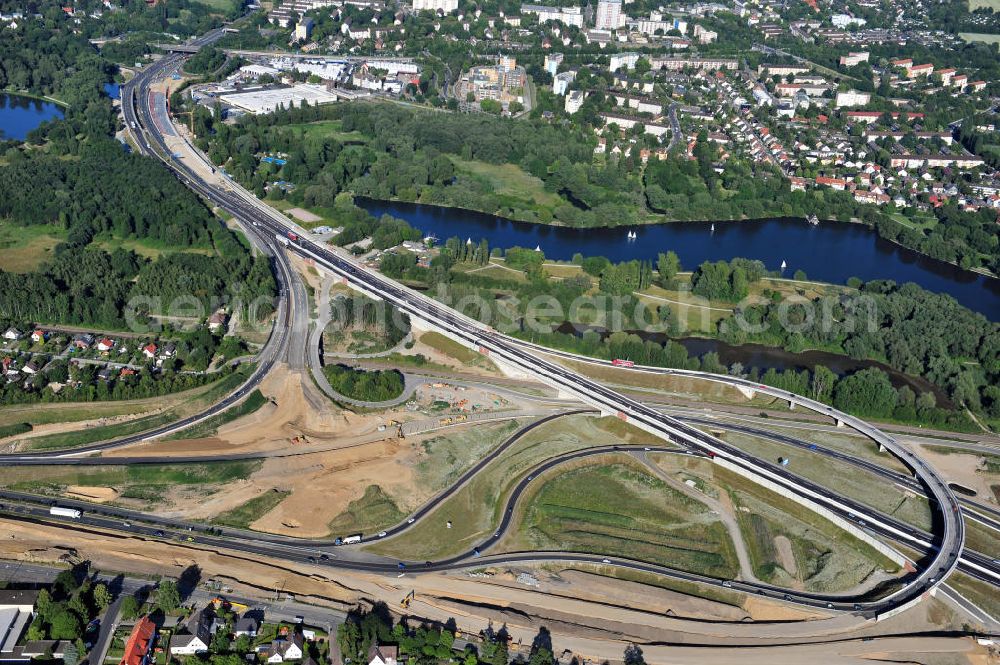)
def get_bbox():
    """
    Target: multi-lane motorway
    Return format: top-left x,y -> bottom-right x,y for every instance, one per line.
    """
0,32 -> 991,622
